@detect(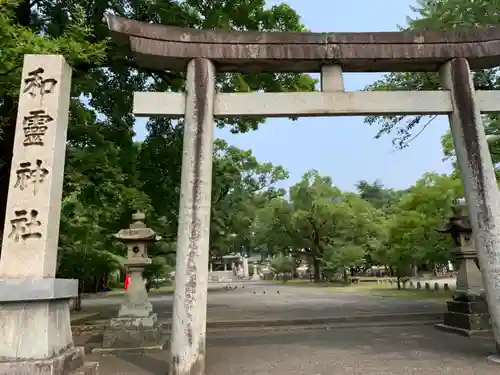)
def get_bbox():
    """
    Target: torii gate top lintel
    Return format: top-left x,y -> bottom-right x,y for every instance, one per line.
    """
106,14 -> 500,73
